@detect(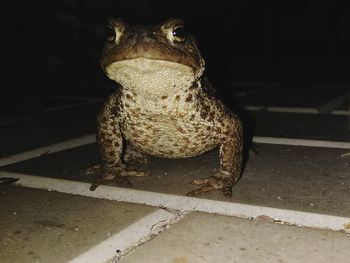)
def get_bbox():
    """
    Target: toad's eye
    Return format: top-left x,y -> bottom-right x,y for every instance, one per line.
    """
105,24 -> 124,44
105,26 -> 116,42
172,25 -> 187,42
